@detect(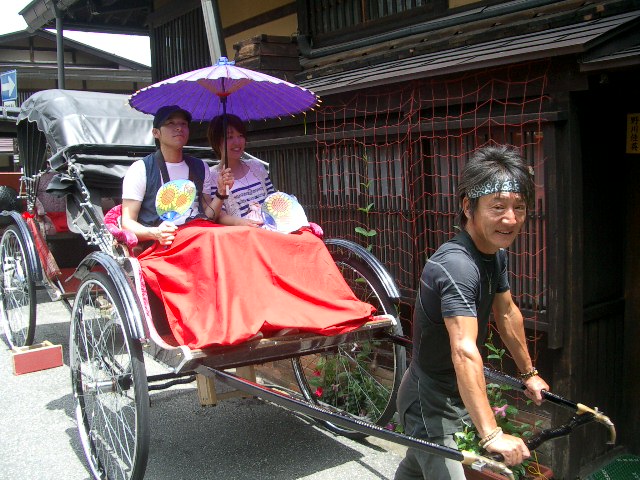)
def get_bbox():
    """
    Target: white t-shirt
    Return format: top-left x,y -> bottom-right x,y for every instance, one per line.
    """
122,158 -> 214,225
